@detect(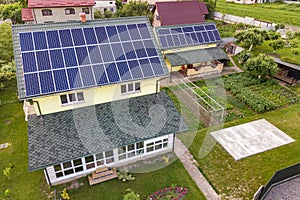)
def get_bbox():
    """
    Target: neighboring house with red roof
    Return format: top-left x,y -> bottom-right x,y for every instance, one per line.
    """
22,0 -> 95,24
152,0 -> 209,27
